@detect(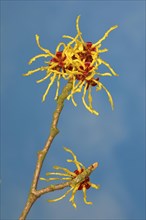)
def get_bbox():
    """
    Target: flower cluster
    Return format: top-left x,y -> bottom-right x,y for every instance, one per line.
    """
40,147 -> 100,208
23,16 -> 118,115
